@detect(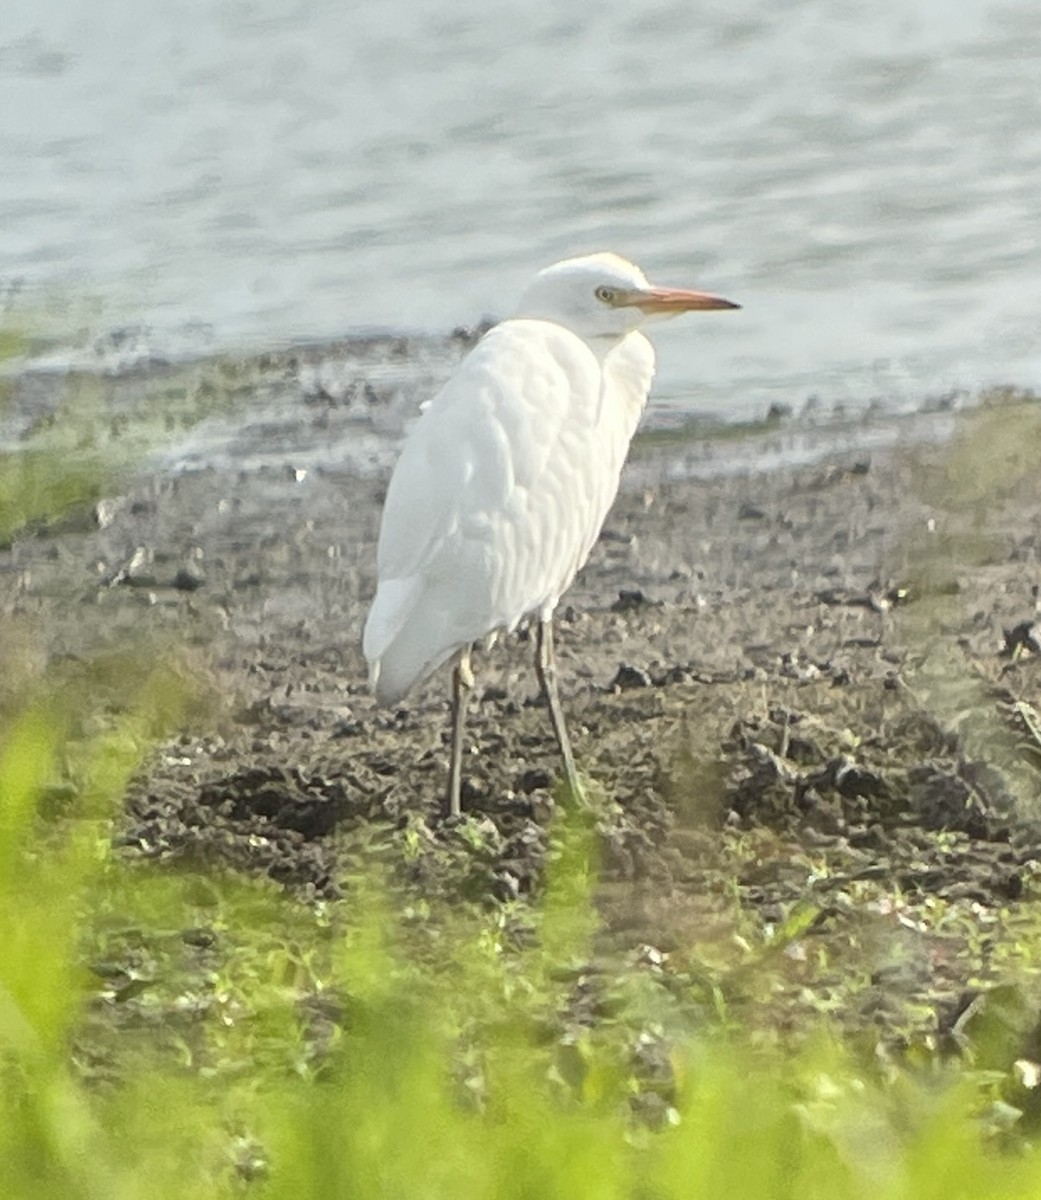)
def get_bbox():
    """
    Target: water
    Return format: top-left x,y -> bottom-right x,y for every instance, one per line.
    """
2,0 -> 1040,422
